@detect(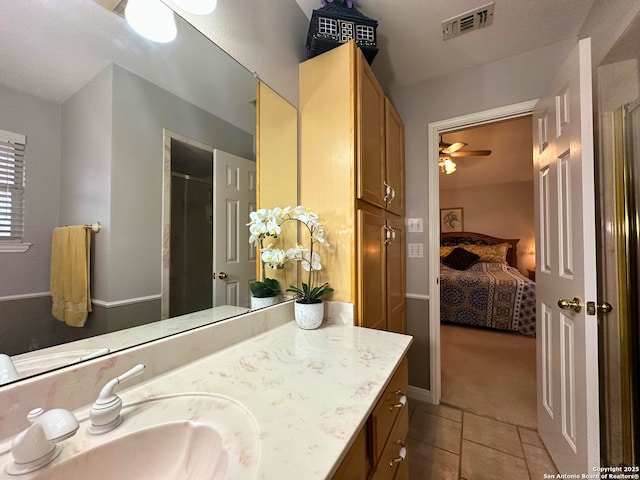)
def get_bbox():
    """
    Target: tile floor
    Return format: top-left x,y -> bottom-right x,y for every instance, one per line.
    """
408,399 -> 558,480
